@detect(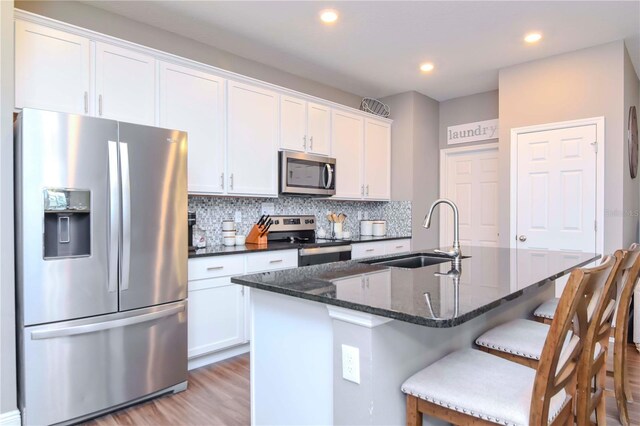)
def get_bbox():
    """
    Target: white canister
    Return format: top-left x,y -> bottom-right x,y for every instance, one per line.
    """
222,230 -> 236,238
372,221 -> 387,237
360,220 -> 374,236
223,236 -> 236,246
222,220 -> 235,231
